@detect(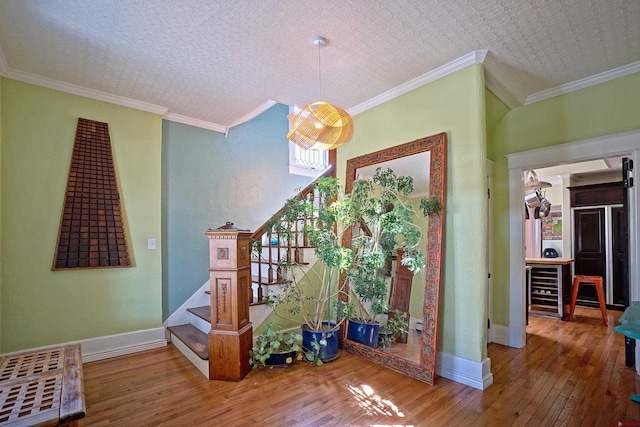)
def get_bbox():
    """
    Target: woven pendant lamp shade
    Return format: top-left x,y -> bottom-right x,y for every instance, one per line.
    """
287,101 -> 354,150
